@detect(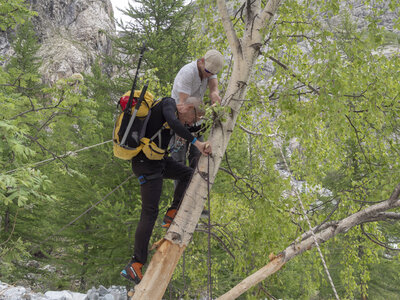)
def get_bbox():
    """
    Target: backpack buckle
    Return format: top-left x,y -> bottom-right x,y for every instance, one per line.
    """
138,175 -> 147,185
